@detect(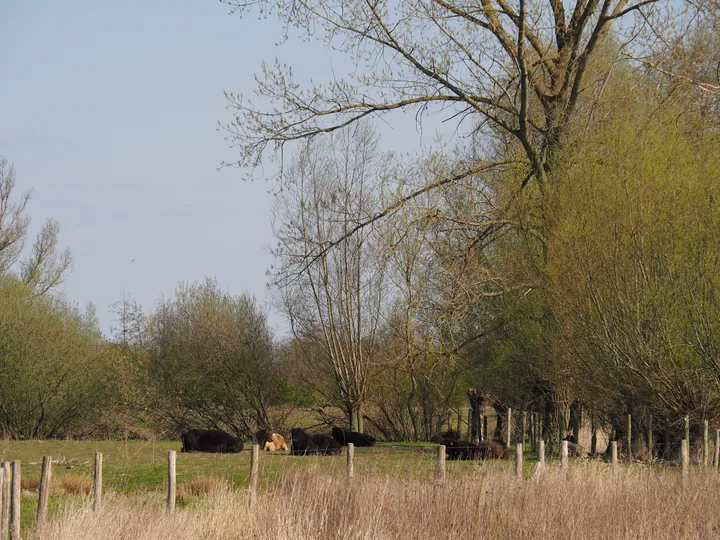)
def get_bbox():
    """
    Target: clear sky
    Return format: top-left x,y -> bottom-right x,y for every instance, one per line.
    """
0,0 -> 441,336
